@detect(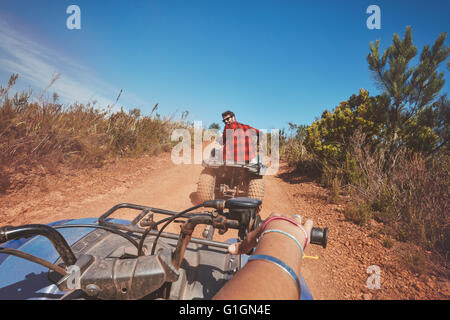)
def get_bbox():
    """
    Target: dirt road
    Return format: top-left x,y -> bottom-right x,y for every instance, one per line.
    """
1,153 -> 447,299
